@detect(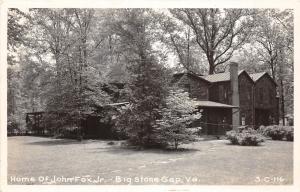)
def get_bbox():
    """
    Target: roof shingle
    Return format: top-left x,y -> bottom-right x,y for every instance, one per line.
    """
200,70 -> 245,83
